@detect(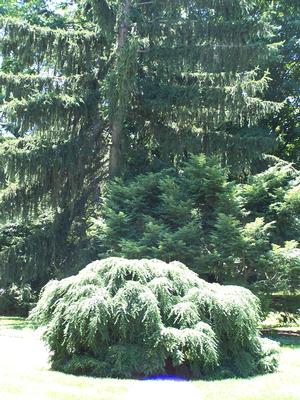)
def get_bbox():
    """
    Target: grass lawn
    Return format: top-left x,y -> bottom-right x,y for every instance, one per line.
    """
0,317 -> 299,400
